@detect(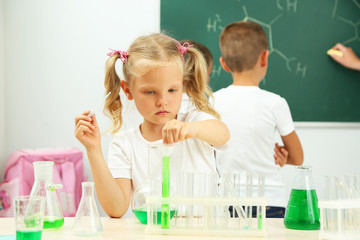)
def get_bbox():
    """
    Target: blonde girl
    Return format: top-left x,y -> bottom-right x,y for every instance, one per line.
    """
74,33 -> 229,218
